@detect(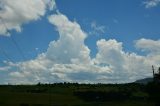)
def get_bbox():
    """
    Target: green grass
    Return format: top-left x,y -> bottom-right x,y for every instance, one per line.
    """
0,83 -> 159,106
